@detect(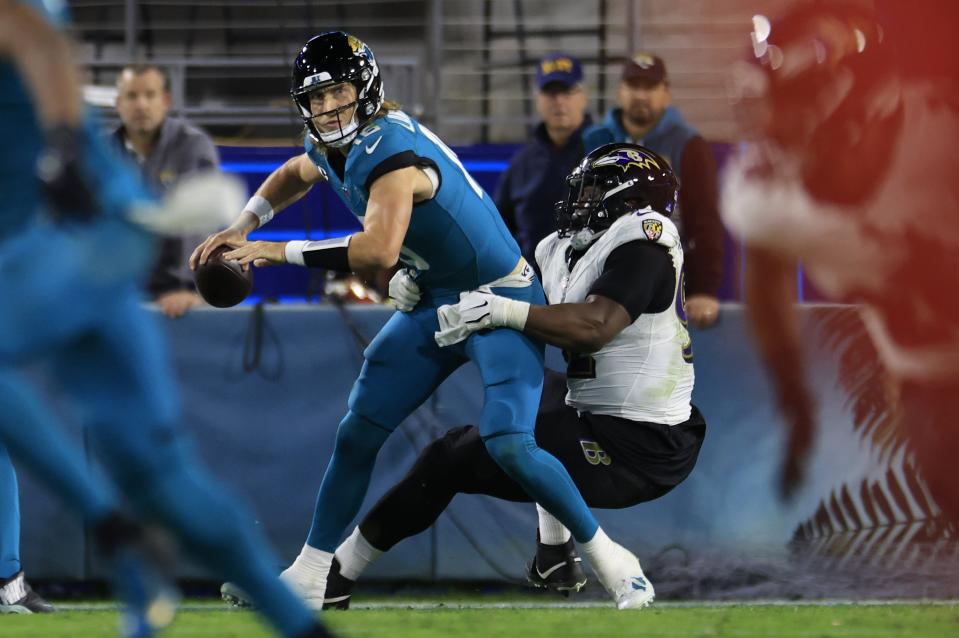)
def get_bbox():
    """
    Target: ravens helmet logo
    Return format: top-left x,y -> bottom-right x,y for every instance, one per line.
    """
592,148 -> 662,173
